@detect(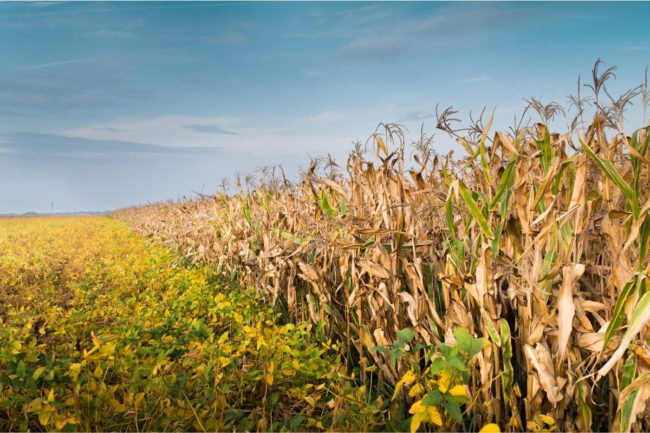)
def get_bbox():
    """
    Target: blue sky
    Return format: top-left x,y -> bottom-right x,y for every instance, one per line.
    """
1,1 -> 650,213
